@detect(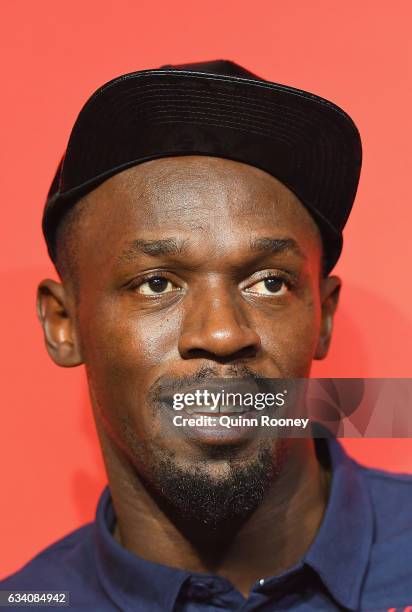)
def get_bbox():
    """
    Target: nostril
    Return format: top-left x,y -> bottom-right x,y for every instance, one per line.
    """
182,345 -> 259,362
